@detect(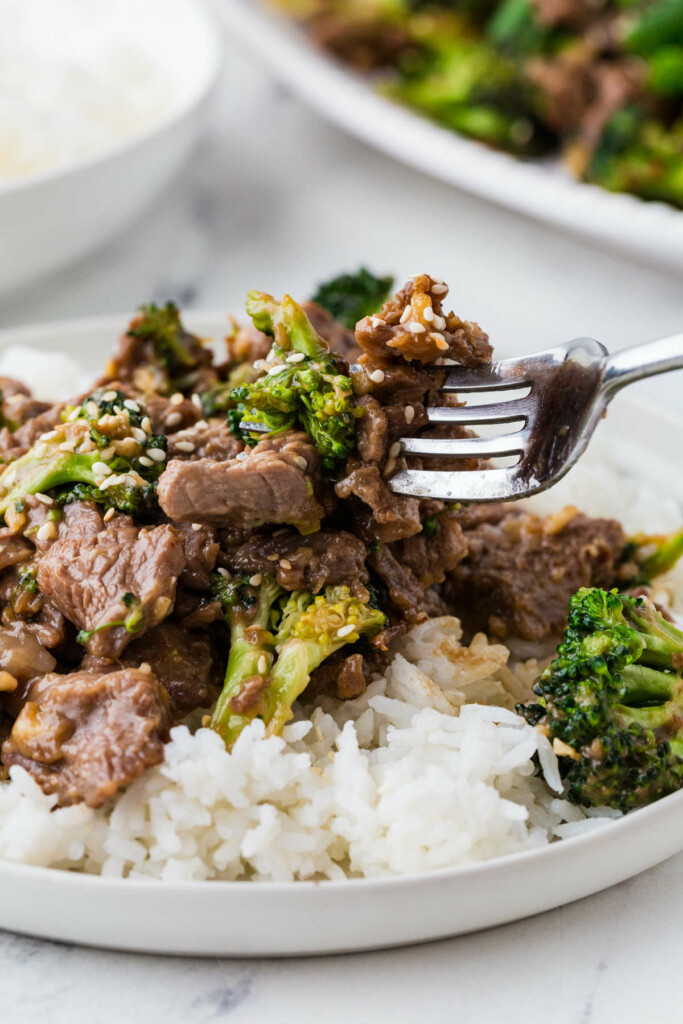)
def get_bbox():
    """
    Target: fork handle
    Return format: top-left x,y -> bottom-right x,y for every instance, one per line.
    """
603,332 -> 683,395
